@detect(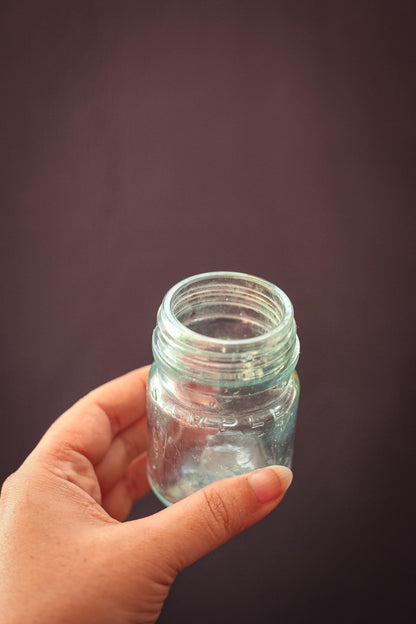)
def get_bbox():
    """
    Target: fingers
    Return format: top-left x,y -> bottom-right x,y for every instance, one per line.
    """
102,452 -> 150,521
123,466 -> 293,572
37,366 -> 150,465
95,416 -> 148,494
